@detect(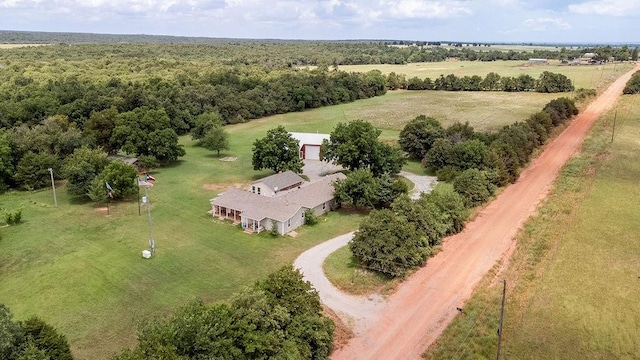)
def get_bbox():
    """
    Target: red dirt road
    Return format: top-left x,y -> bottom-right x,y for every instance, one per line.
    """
332,65 -> 640,360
